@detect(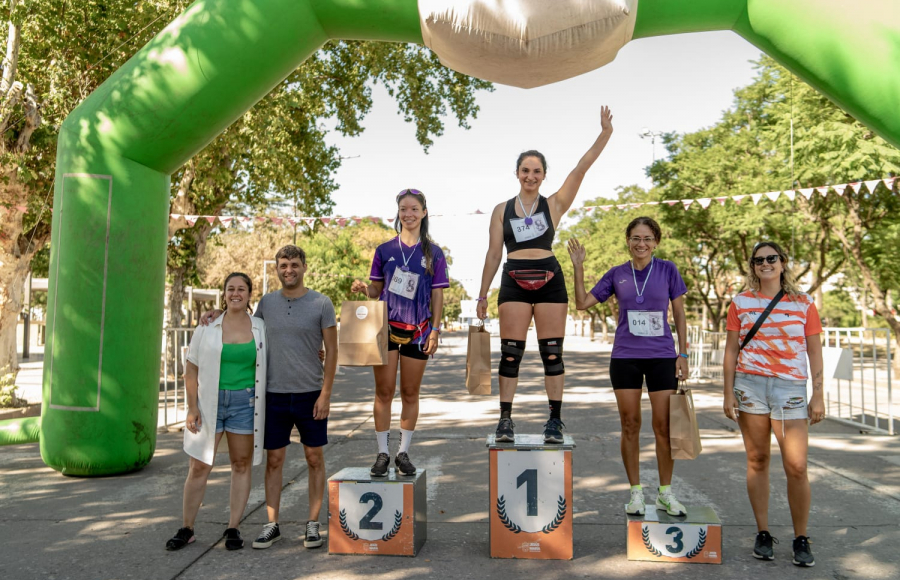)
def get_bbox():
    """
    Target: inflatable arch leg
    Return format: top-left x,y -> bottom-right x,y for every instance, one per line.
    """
36,0 -> 900,472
